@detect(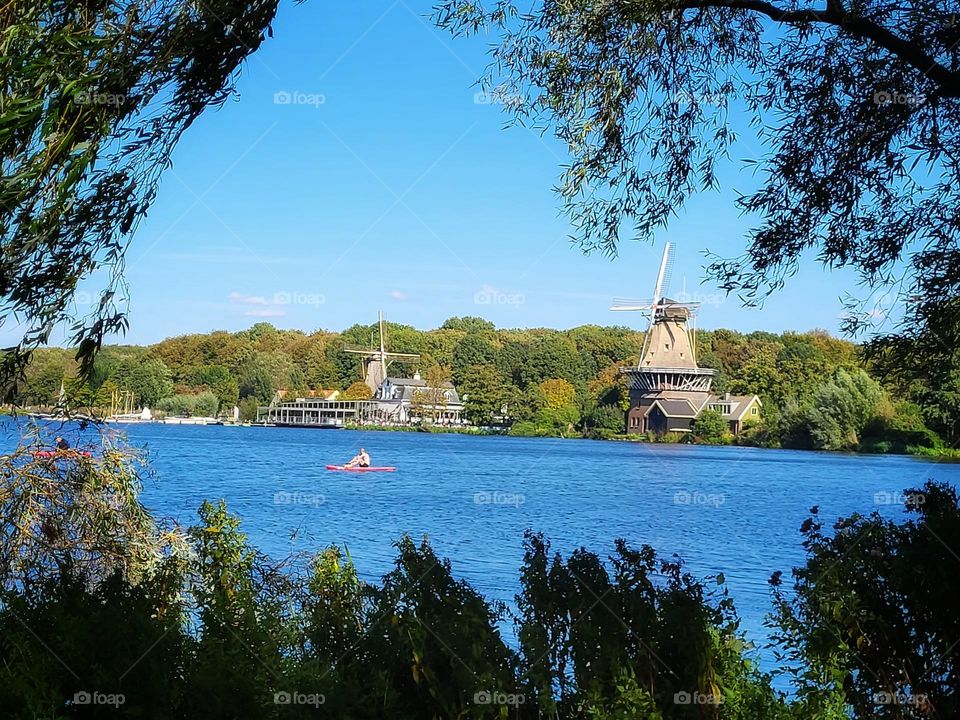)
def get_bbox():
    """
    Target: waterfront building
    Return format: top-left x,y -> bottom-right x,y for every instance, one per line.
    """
257,314 -> 465,427
613,243 -> 761,436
